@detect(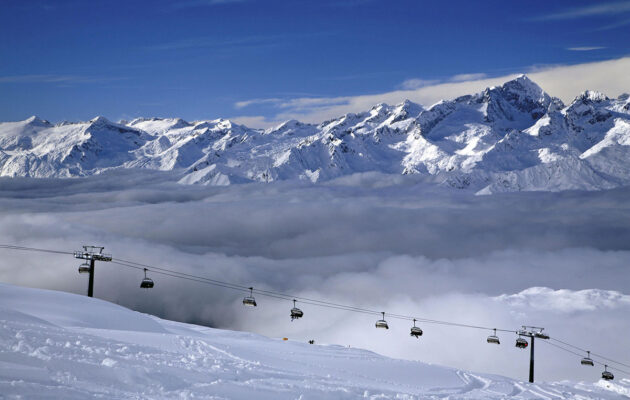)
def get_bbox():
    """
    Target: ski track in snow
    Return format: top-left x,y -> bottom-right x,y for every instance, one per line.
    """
1,283 -> 629,399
